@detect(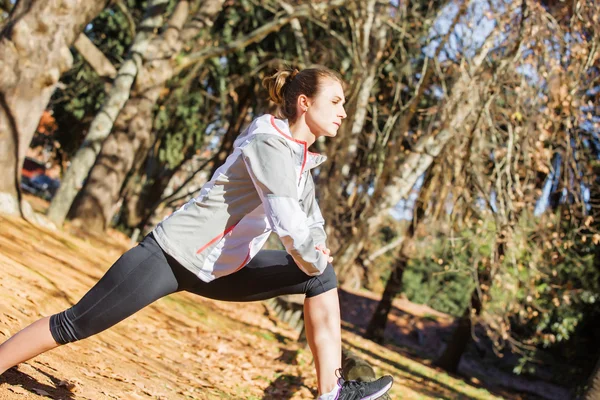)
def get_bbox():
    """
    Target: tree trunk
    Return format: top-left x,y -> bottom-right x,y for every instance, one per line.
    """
366,25 -> 510,236
68,0 -> 225,232
117,170 -> 149,229
435,289 -> 482,373
322,1 -> 470,275
67,0 -> 200,232
46,0 -> 172,227
332,24 -> 509,276
364,168 -> 433,344
320,0 -> 387,221
209,87 -> 252,178
436,235 -> 492,374
0,0 -> 109,215
434,308 -> 471,374
365,249 -> 410,344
